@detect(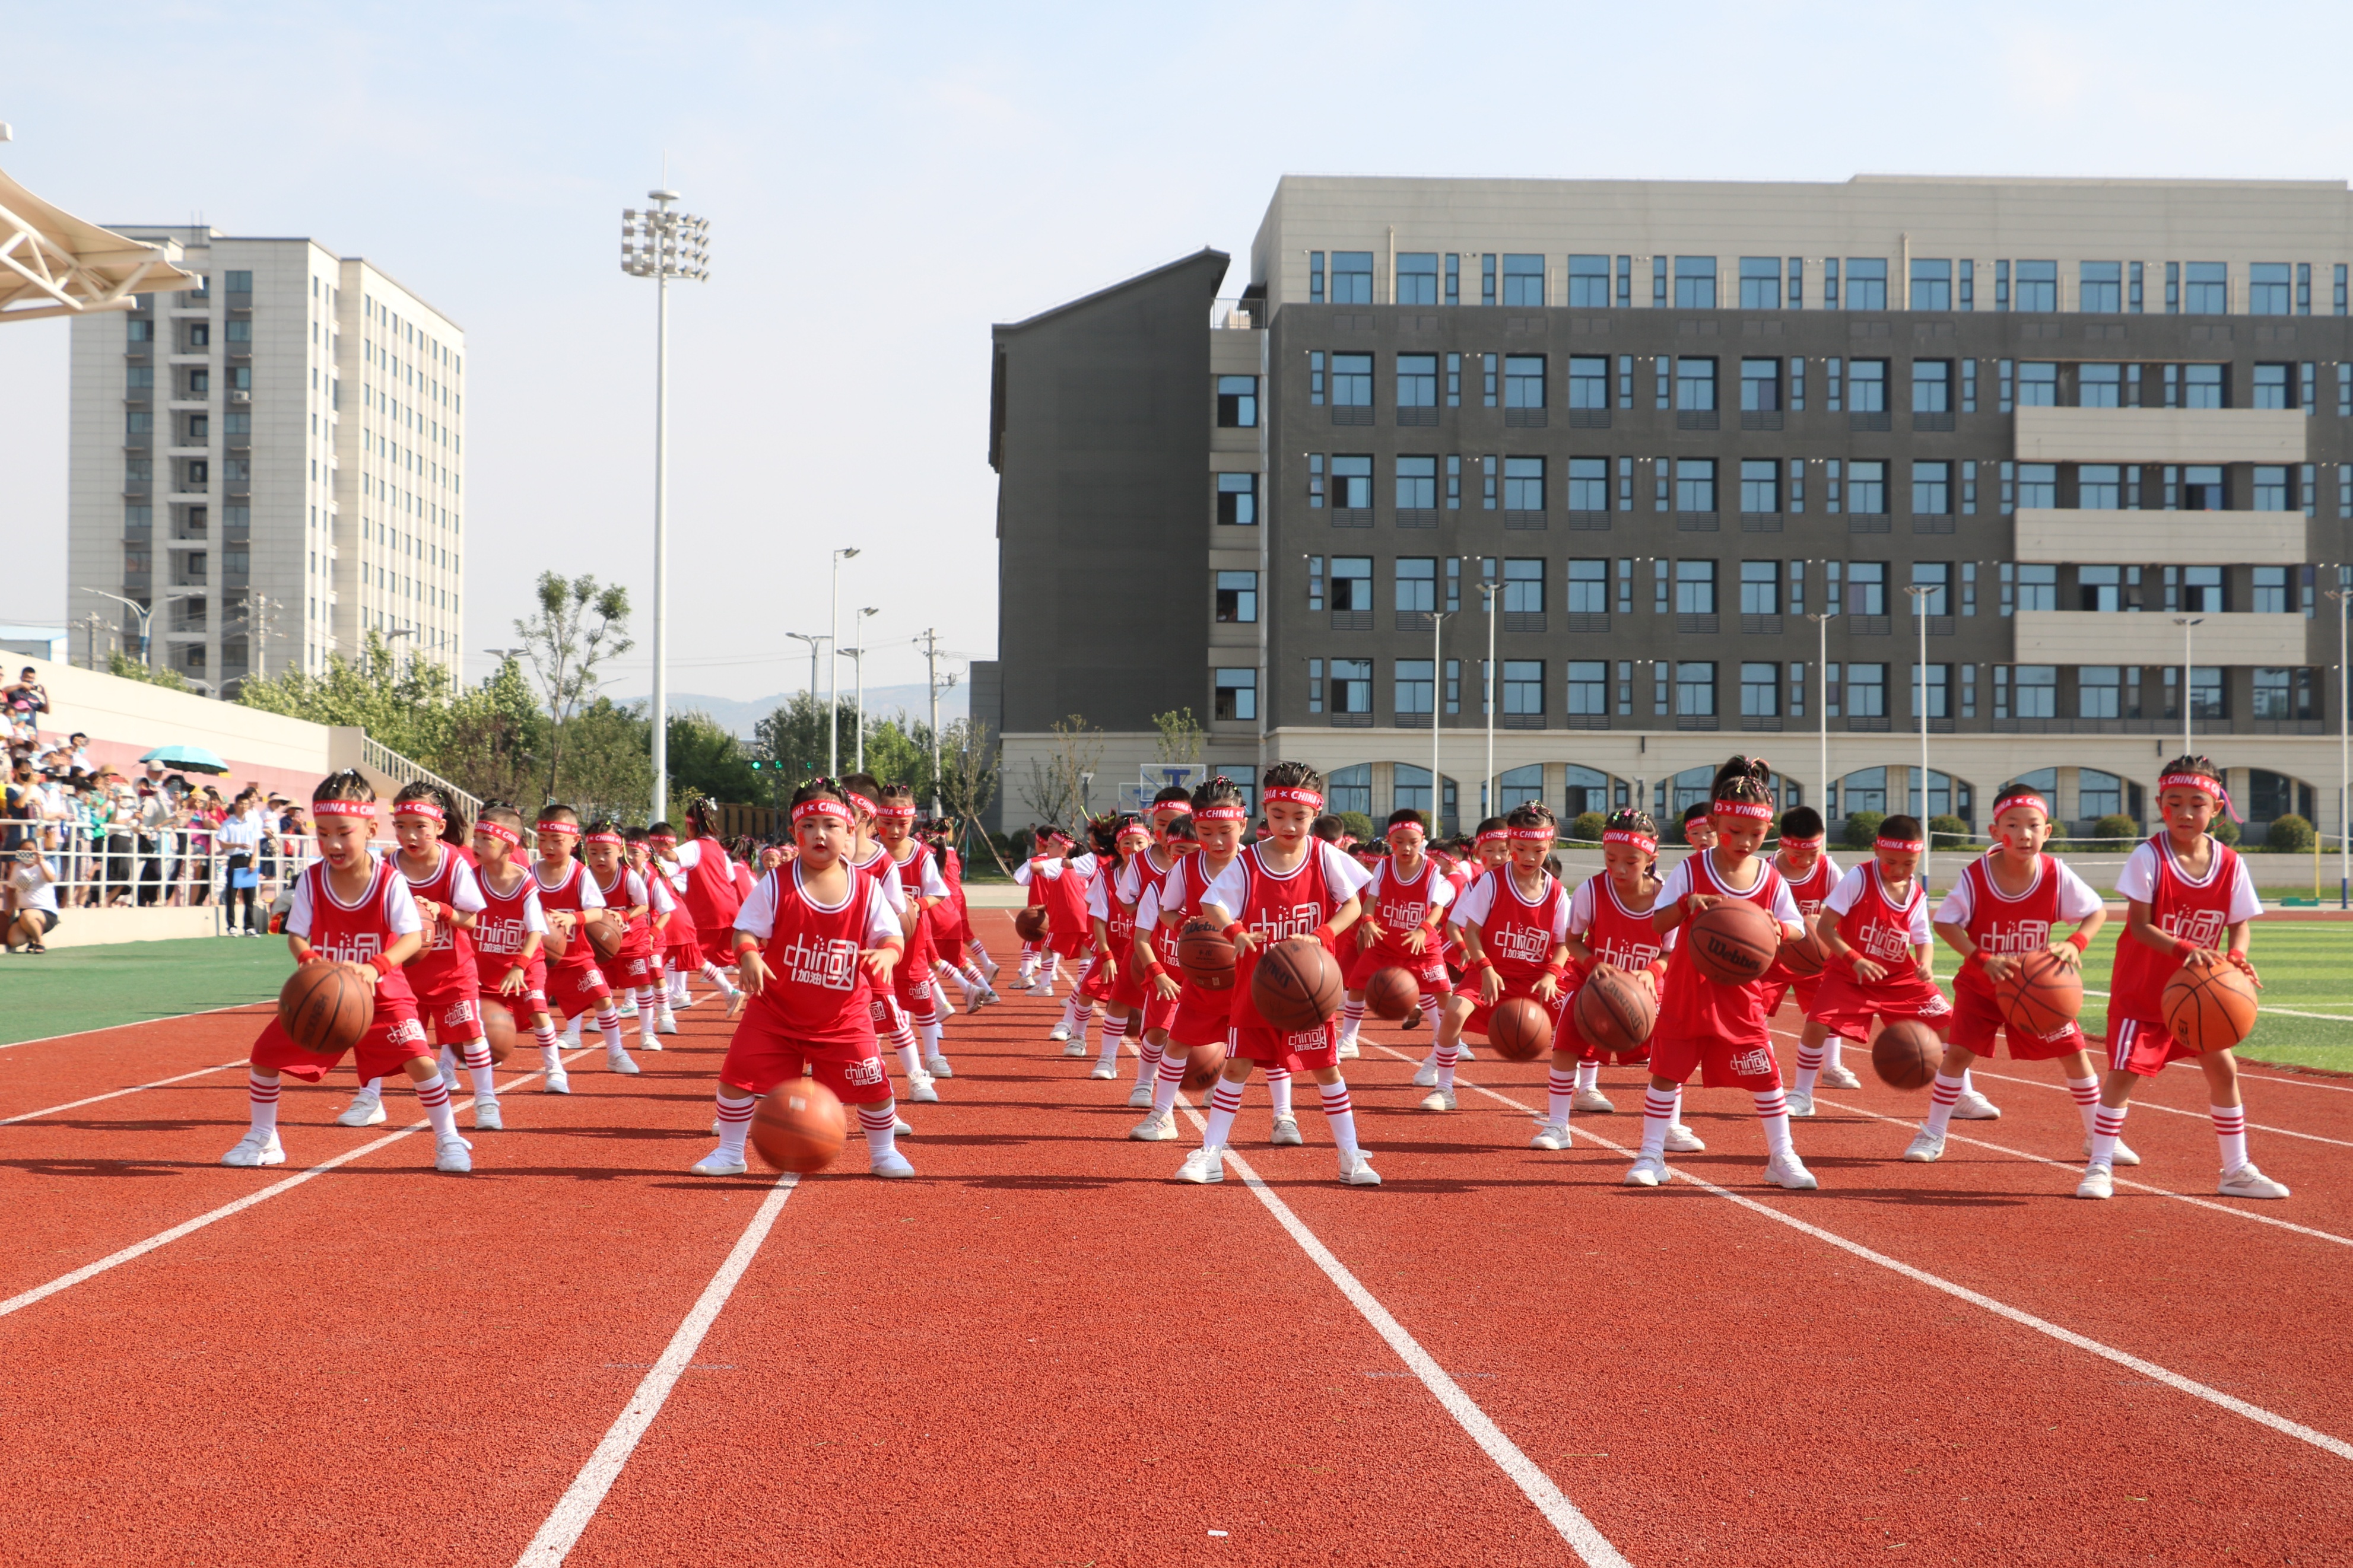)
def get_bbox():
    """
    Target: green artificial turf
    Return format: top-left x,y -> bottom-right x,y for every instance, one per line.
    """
0,936 -> 293,1047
